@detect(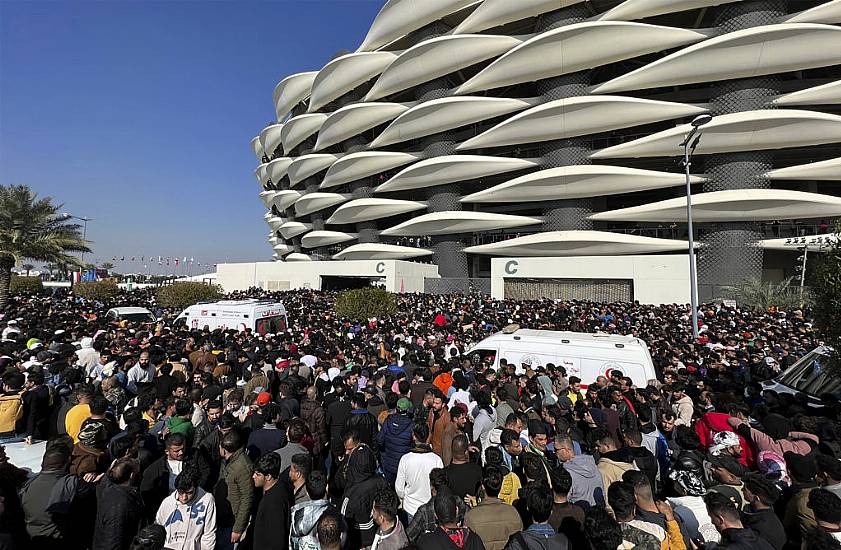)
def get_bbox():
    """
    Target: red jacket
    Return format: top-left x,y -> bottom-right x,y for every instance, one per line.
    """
695,412 -> 756,469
